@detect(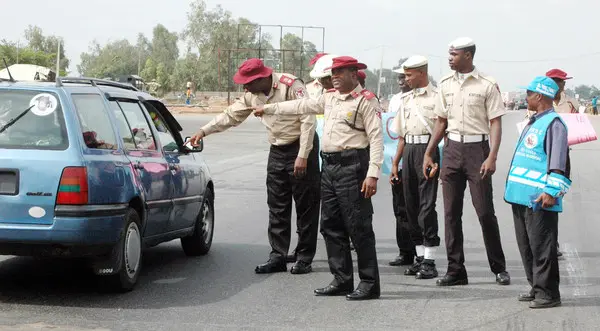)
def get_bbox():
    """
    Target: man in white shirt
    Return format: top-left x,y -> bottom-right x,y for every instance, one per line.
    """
388,66 -> 419,267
